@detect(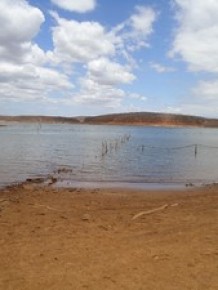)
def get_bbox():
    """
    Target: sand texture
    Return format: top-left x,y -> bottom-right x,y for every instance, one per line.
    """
0,183 -> 218,290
